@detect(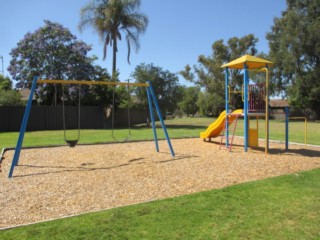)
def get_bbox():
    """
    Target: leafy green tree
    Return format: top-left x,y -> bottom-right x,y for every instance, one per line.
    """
131,63 -> 181,114
80,66 -> 115,106
79,0 -> 149,79
197,91 -> 224,117
266,0 -> 320,118
178,86 -> 200,117
8,20 -> 96,105
180,34 -> 258,114
0,75 -> 12,90
0,90 -> 23,106
0,75 -> 23,106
